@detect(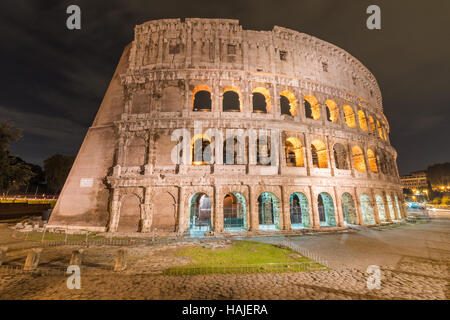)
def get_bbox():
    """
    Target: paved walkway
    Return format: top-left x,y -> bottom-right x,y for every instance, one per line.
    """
253,219 -> 450,269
